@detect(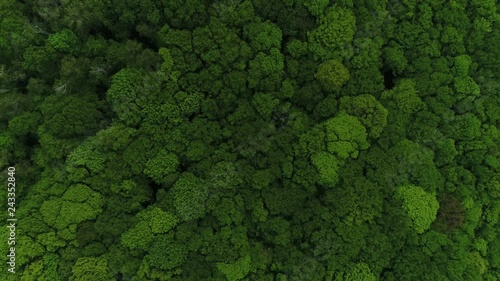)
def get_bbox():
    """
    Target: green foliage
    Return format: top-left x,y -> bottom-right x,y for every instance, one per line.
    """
37,232 -> 66,252
48,29 -> 80,54
335,262 -> 376,281
286,39 -> 308,58
453,76 -> 481,99
0,0 -> 35,65
339,94 -> 388,139
141,207 -> 178,234
443,113 -> 482,141
106,68 -> 145,126
39,95 -> 103,138
252,92 -> 280,119
298,123 -> 326,154
396,185 -> 439,234
66,140 -> 106,174
69,257 -> 113,281
248,48 -> 284,90
8,112 -> 40,136
311,151 -> 340,187
158,47 -> 174,75
213,197 -> 245,226
325,112 -> 369,159
252,169 -> 275,190
22,45 -> 59,77
208,162 -> 243,191
303,0 -> 330,17
216,254 -> 251,281
40,184 -> 105,231
144,149 -> 179,184
121,220 -> 154,251
2,1 -> 499,280
243,21 -> 282,52
453,55 -> 472,77
315,59 -> 350,91
308,5 -> 356,59
382,79 -> 425,115
383,43 -> 408,74
172,172 -> 208,221
146,234 -> 188,271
